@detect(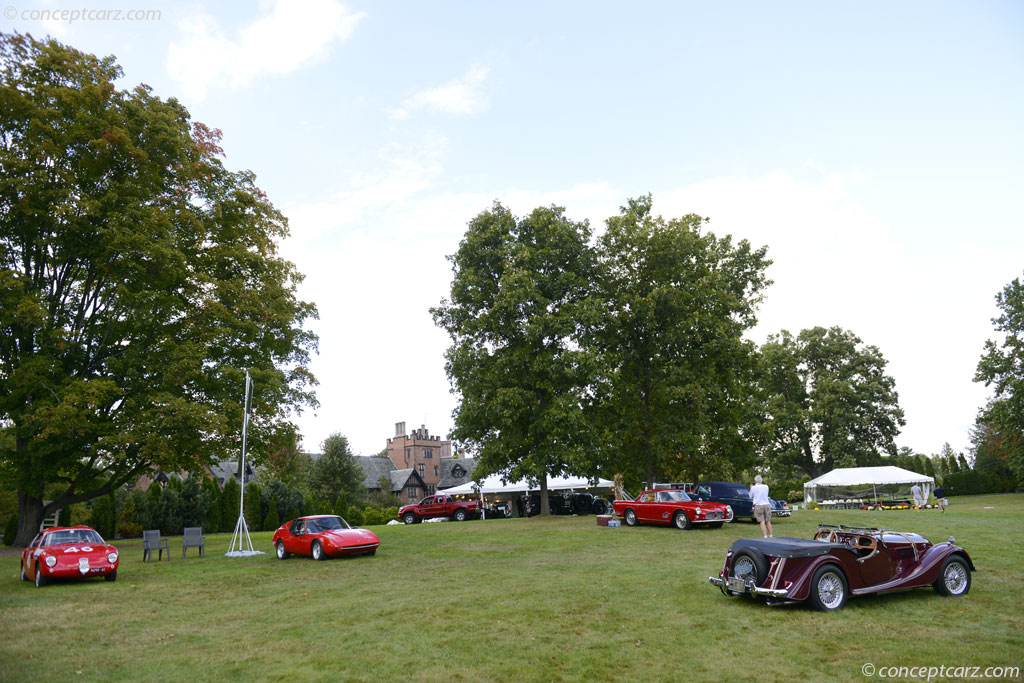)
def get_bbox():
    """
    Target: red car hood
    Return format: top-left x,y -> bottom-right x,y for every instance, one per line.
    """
43,542 -> 117,556
321,529 -> 379,546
